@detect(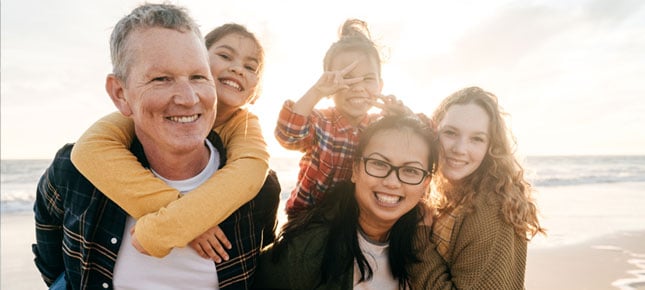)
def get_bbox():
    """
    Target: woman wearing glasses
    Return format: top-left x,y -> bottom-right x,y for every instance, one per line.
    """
252,115 -> 437,290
